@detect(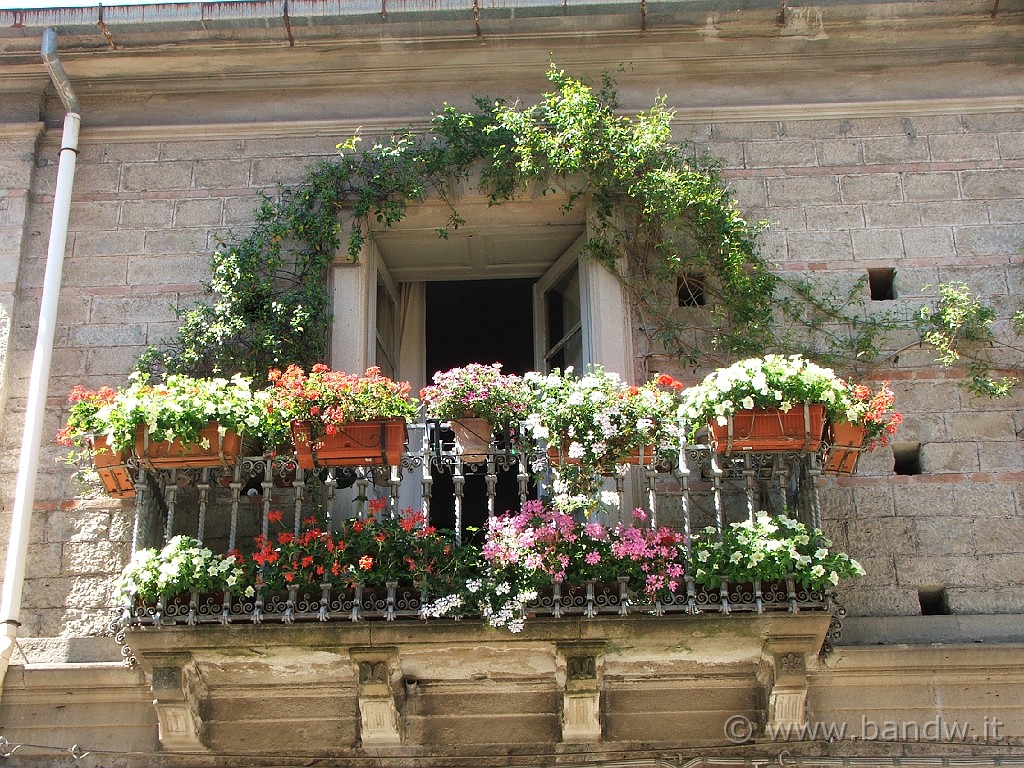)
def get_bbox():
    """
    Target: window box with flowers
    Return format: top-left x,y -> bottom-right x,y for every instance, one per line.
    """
689,513 -> 864,610
521,367 -> 682,511
58,374 -> 282,479
422,501 -> 688,632
825,381 -> 903,474
420,363 -> 532,463
57,385 -> 135,498
678,355 -> 851,455
249,502 -> 470,622
117,535 -> 250,625
269,364 -> 417,469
